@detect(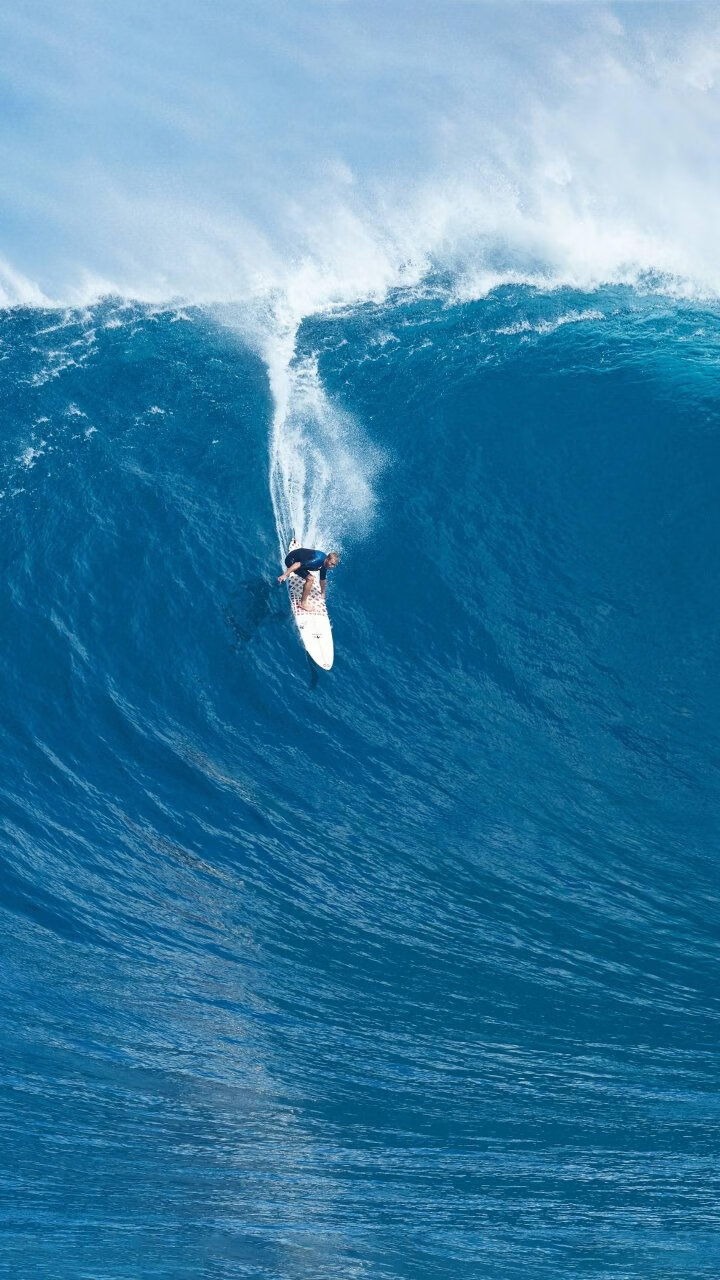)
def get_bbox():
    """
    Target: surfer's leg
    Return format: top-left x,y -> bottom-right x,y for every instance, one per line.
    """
300,575 -> 314,609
